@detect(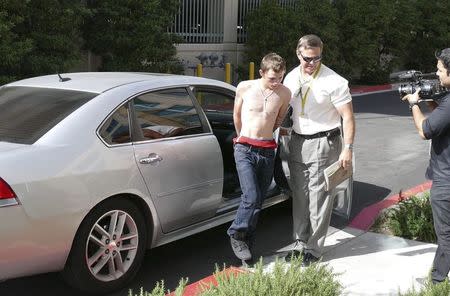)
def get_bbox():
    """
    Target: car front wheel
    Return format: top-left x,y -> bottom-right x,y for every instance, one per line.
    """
62,198 -> 147,294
